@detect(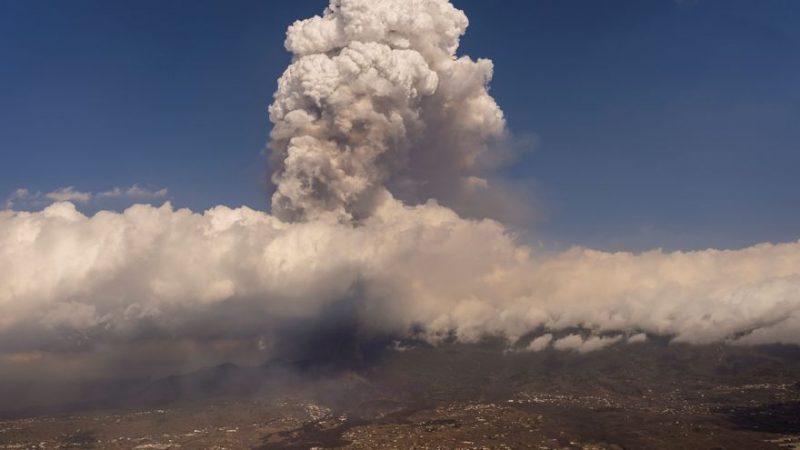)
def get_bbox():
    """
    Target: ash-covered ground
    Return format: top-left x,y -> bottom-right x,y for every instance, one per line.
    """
2,339 -> 800,449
